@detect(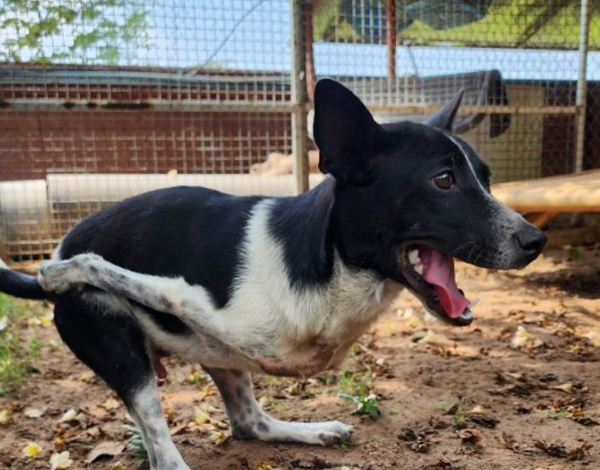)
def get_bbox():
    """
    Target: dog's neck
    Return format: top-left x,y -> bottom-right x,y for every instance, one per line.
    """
330,182 -> 402,281
270,178 -> 402,287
